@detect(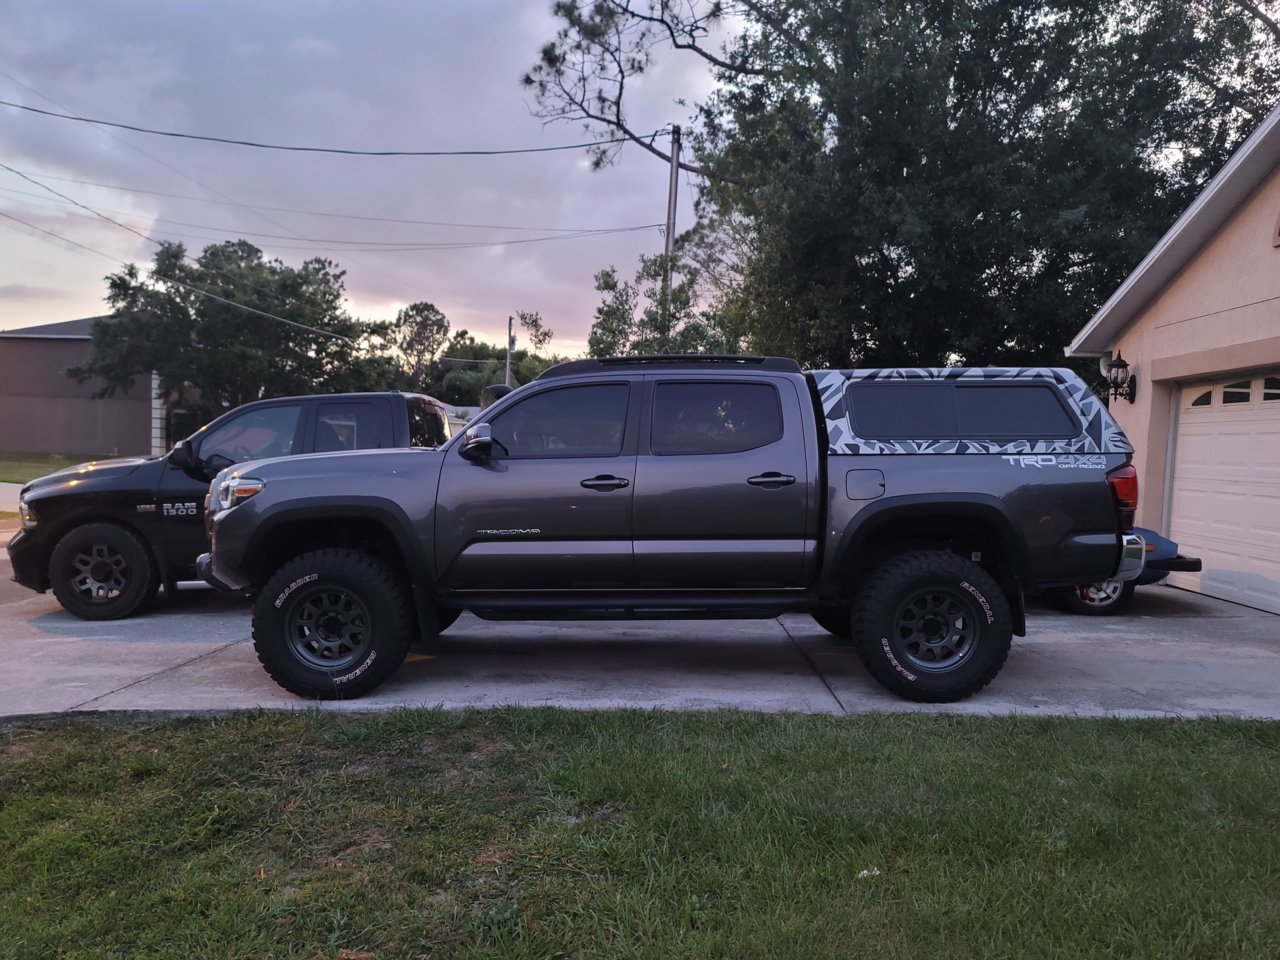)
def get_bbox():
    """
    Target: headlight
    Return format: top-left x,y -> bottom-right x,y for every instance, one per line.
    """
18,497 -> 37,529
215,477 -> 264,511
